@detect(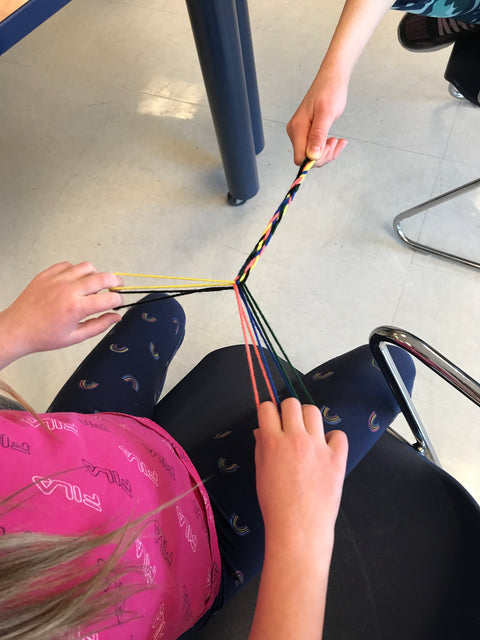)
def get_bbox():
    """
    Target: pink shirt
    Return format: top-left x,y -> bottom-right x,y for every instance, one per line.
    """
0,410 -> 221,639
